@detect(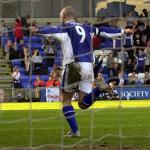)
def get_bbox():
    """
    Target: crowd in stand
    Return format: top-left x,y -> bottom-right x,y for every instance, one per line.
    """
0,12 -> 149,97
93,10 -> 150,86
